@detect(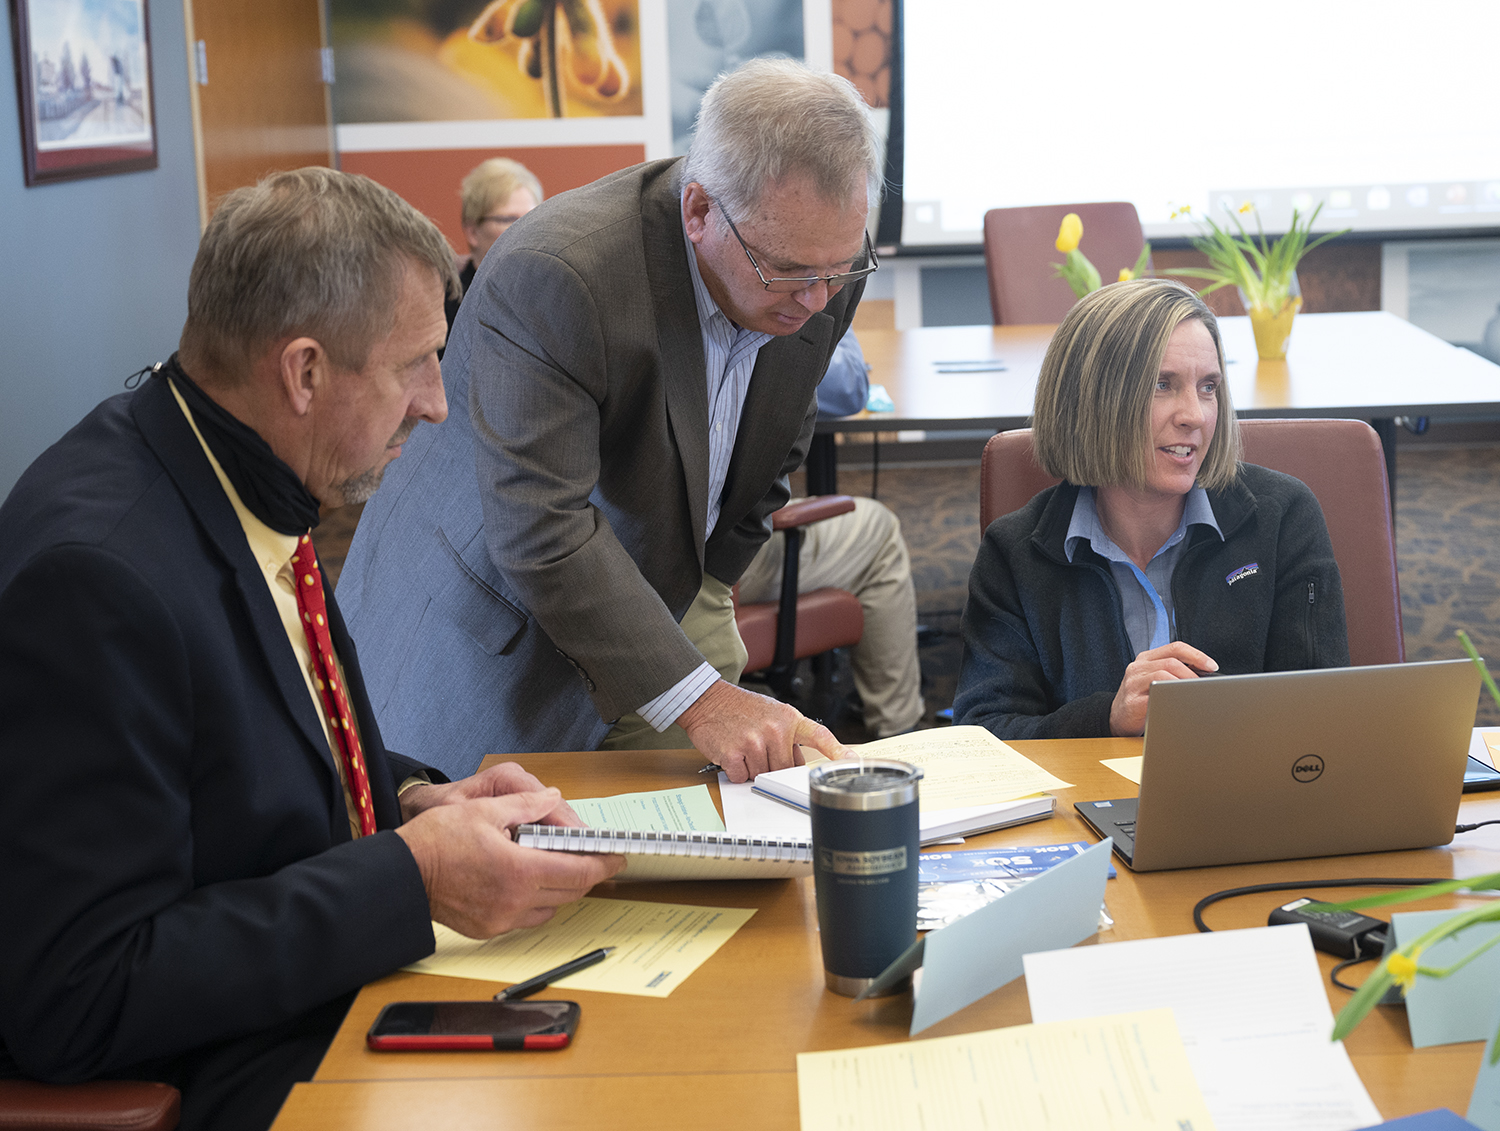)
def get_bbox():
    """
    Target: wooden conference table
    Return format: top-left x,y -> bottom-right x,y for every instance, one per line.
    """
273,741 -> 1500,1130
807,311 -> 1500,496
